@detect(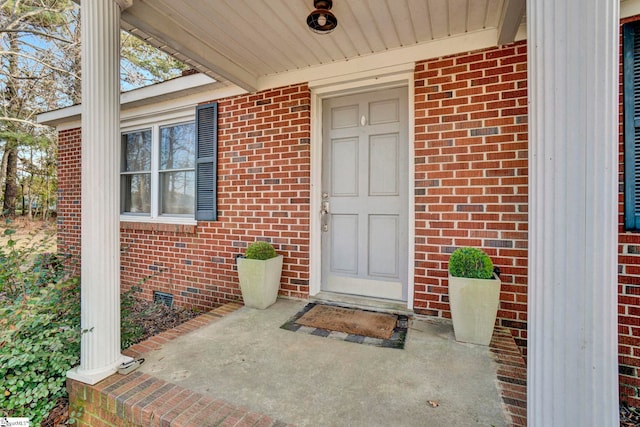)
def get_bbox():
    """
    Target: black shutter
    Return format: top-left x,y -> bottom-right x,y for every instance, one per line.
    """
195,102 -> 218,221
